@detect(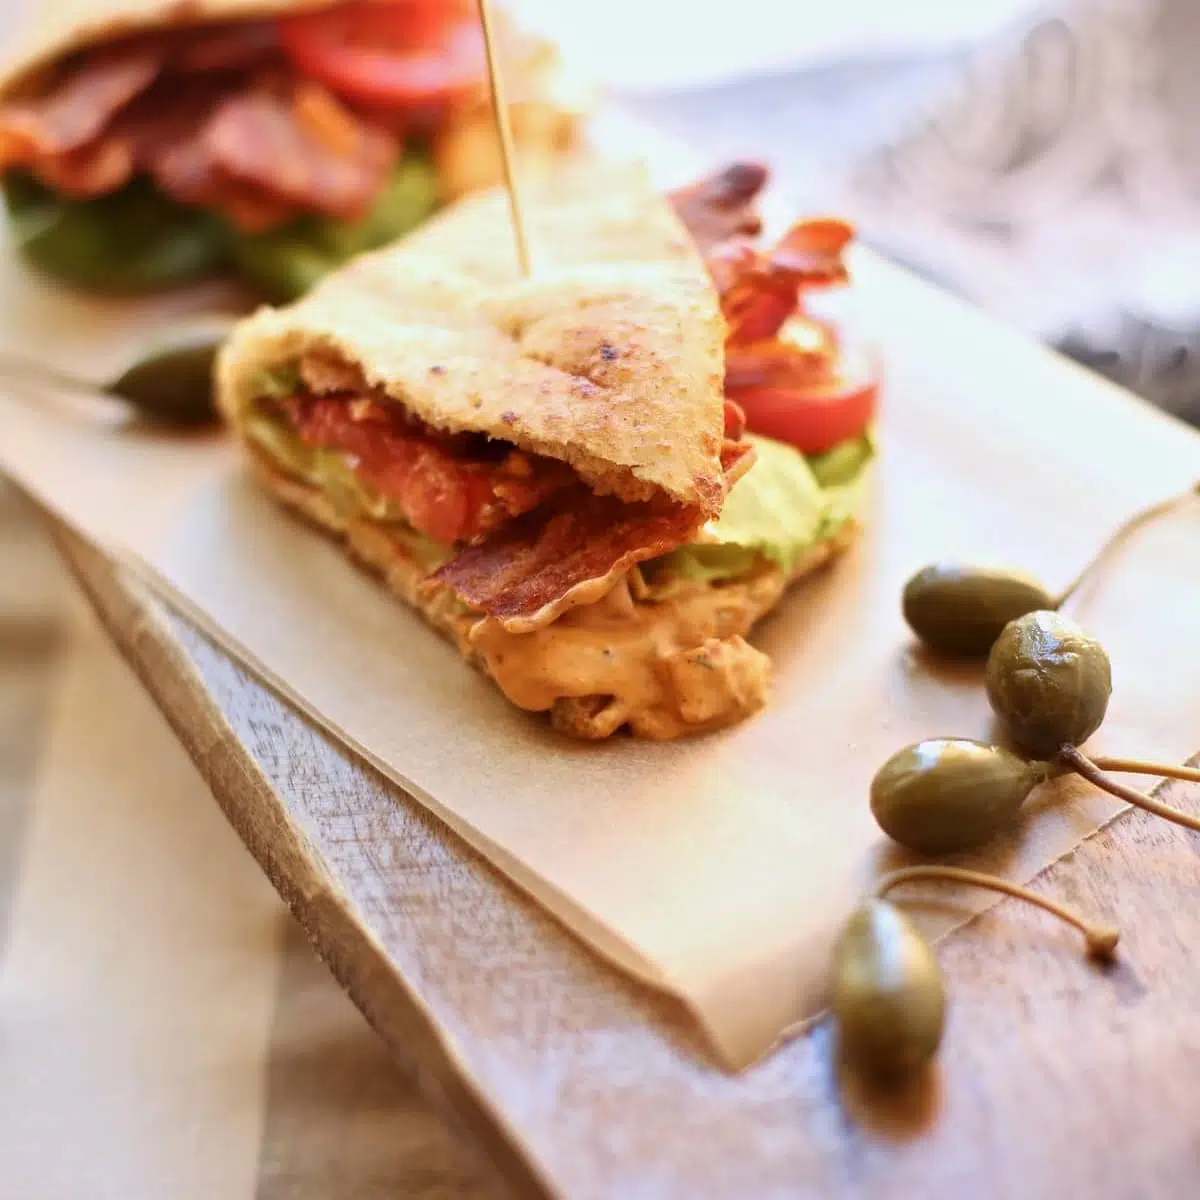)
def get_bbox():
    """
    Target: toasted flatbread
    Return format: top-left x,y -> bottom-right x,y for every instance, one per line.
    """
218,158 -> 730,514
